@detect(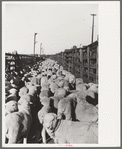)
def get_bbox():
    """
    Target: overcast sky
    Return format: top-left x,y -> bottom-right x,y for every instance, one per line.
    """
3,2 -> 98,55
